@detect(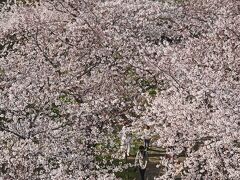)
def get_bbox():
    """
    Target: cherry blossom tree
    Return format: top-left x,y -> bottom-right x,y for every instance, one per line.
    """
0,0 -> 239,179
134,0 -> 240,179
